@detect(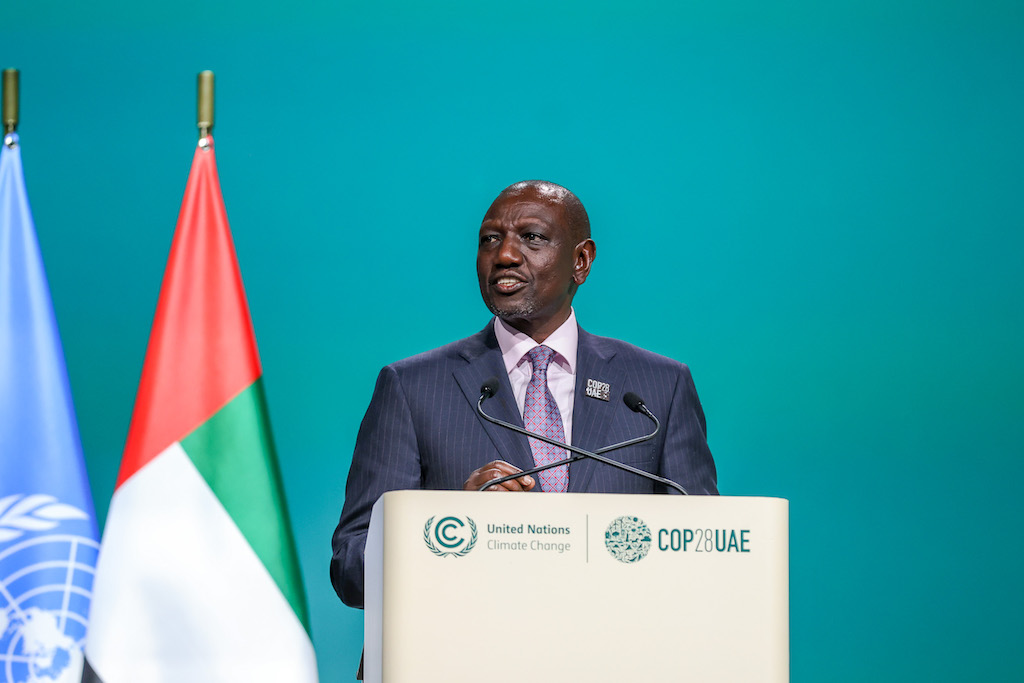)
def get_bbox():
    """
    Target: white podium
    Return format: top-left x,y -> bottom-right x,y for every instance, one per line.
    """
364,491 -> 788,682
